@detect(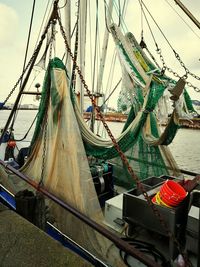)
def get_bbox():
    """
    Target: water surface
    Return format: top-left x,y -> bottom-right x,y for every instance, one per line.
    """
0,110 -> 199,174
